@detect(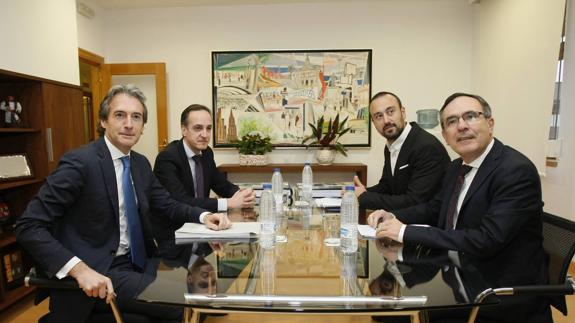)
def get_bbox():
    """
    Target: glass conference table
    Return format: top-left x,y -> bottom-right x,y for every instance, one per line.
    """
137,206 -> 499,323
